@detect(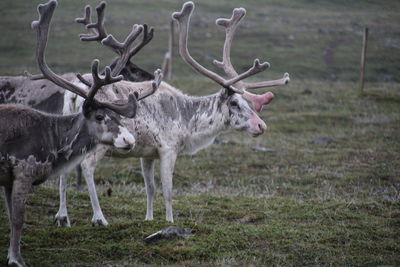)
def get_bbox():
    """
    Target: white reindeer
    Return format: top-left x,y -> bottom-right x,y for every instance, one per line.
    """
0,1 -> 163,265
55,1 -> 290,225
